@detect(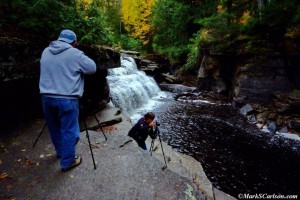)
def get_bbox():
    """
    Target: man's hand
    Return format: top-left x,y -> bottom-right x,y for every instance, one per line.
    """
149,121 -> 156,127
